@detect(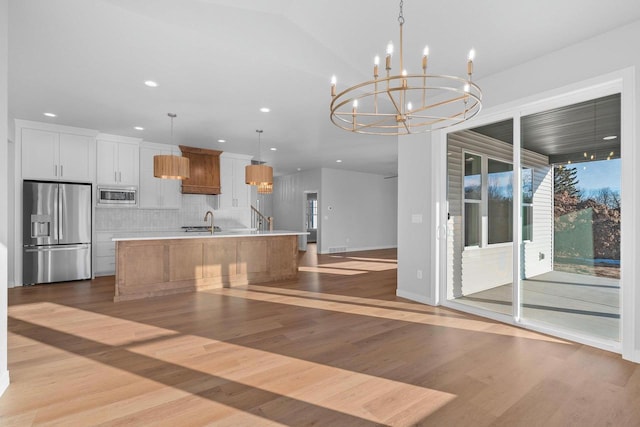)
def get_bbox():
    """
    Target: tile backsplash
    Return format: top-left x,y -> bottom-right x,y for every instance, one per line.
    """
95,194 -> 251,232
